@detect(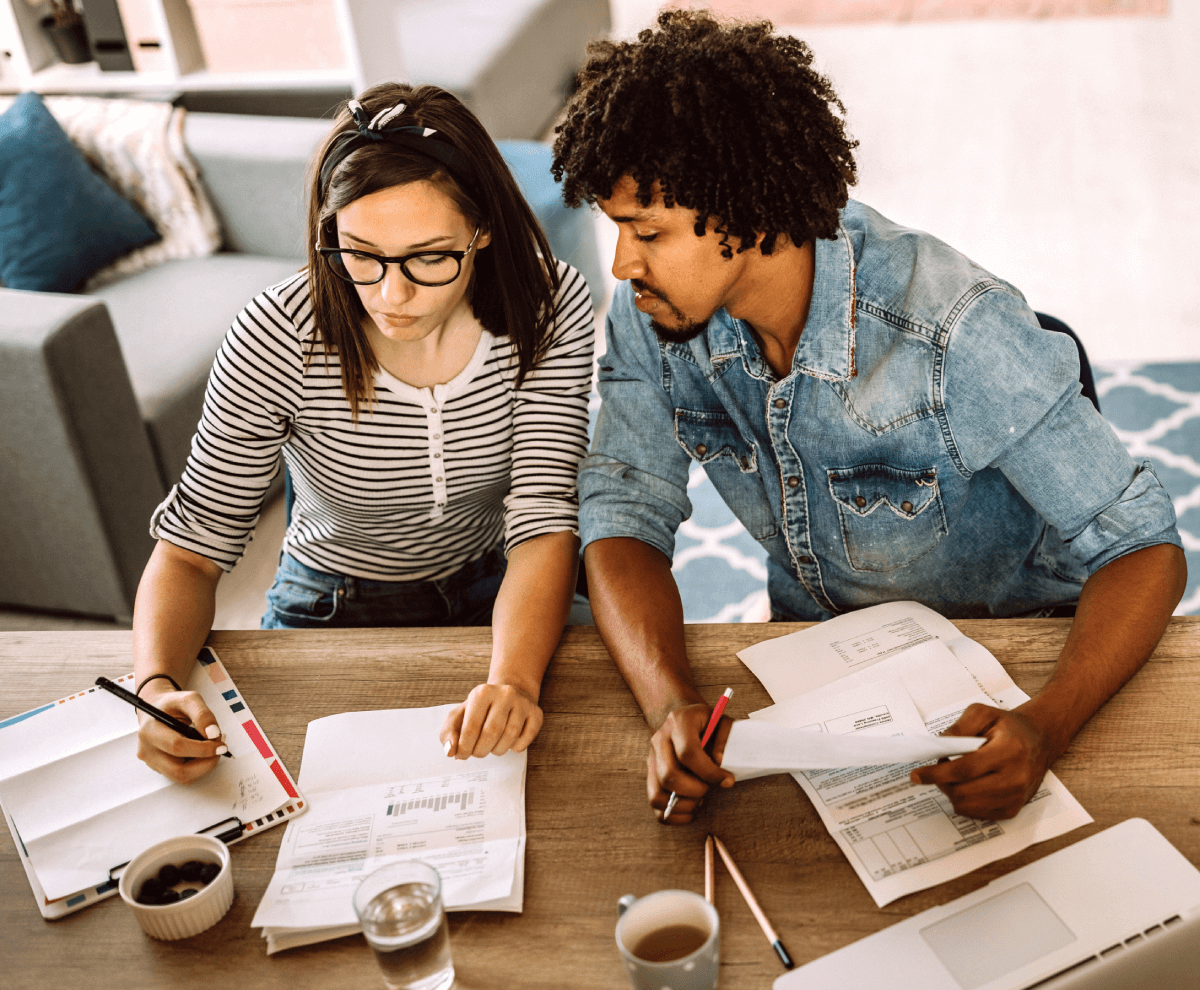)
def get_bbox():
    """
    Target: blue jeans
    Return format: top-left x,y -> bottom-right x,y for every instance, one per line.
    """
261,550 -> 507,629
